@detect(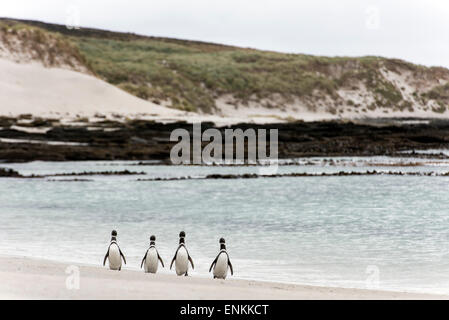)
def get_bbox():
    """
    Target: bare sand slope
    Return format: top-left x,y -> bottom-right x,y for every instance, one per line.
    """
0,255 -> 445,300
0,58 -> 185,118
0,58 -> 281,124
